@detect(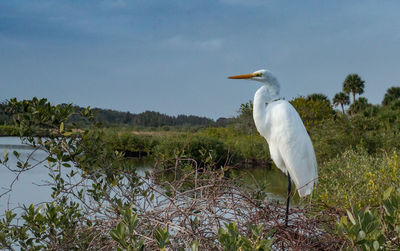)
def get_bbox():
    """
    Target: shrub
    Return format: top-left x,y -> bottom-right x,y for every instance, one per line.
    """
0,125 -> 16,136
316,148 -> 400,209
